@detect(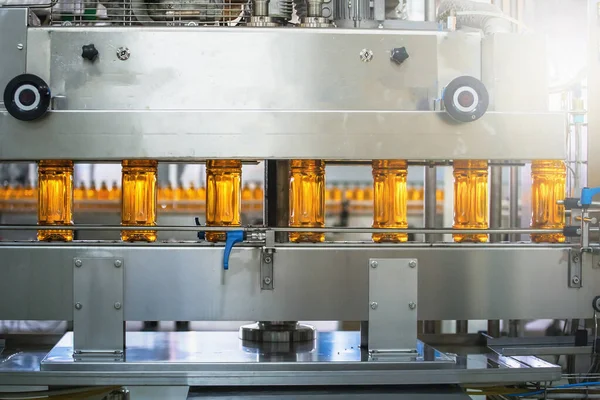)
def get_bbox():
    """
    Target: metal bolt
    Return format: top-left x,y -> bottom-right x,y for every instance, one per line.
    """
573,255 -> 580,263
572,276 -> 581,285
116,47 -> 130,61
263,277 -> 272,285
264,256 -> 272,264
114,302 -> 122,310
75,302 -> 82,310
408,260 -> 417,268
370,260 -> 378,268
114,260 -> 122,268
359,48 -> 374,63
370,302 -> 378,310
16,43 -> 23,50
408,302 -> 417,310
74,259 -> 82,267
